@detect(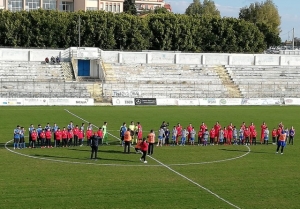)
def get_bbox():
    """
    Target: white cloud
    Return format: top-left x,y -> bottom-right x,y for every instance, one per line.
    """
215,4 -> 240,17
